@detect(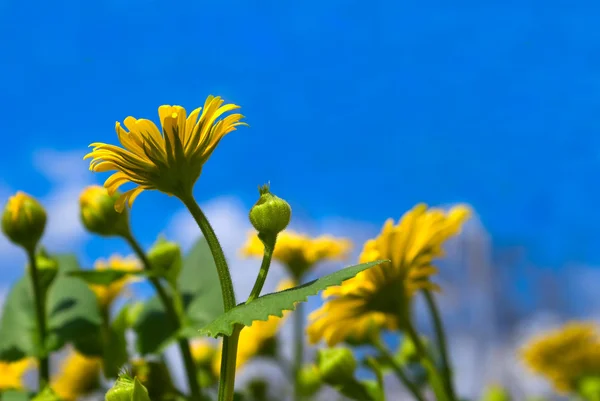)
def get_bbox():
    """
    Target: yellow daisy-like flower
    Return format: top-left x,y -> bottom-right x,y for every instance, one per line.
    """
307,203 -> 471,346
85,95 -> 246,212
212,279 -> 296,375
520,321 -> 600,393
242,230 -> 352,278
51,351 -> 102,401
89,255 -> 141,309
0,359 -> 32,390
